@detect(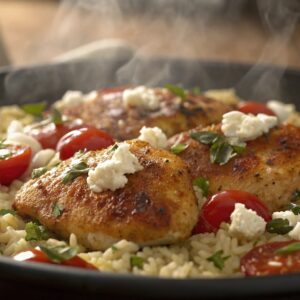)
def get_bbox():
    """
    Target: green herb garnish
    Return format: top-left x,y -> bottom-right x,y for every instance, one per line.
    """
170,143 -> 189,155
62,161 -> 90,184
130,255 -> 145,269
193,177 -> 209,197
0,209 -> 17,216
21,102 -> 47,117
191,87 -> 201,95
165,84 -> 187,102
50,108 -> 63,125
52,203 -> 64,217
0,151 -> 12,160
39,245 -> 77,264
288,203 -> 300,215
190,131 -> 246,166
266,218 -> 293,235
25,221 -> 50,241
207,250 -> 229,270
111,245 -> 118,252
290,190 -> 300,202
275,242 -> 300,255
107,144 -> 118,154
31,167 -> 48,179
